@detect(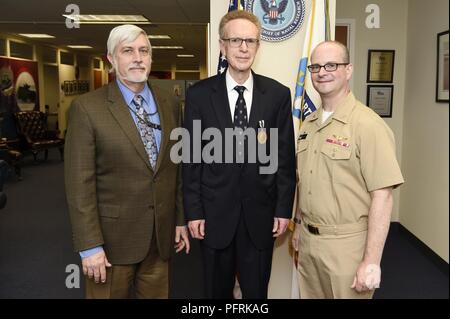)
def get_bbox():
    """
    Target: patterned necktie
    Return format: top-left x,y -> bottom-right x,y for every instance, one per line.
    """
132,94 -> 158,169
233,86 -> 248,130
